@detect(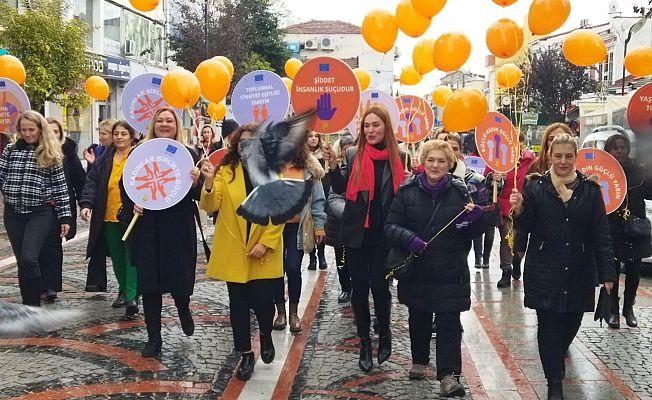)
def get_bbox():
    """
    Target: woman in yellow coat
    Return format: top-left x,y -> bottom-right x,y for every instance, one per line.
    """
199,123 -> 283,382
